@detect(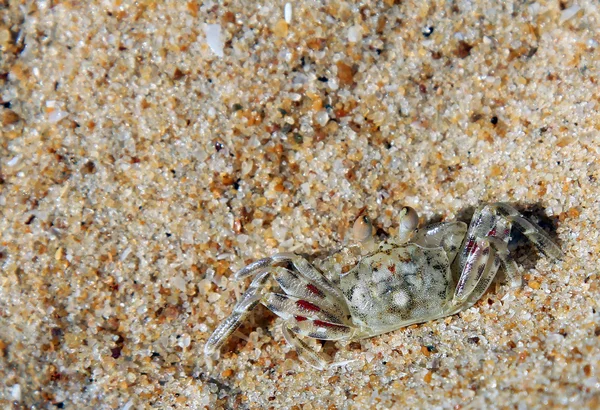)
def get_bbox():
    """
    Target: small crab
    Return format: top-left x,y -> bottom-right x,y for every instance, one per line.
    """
204,203 -> 562,369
